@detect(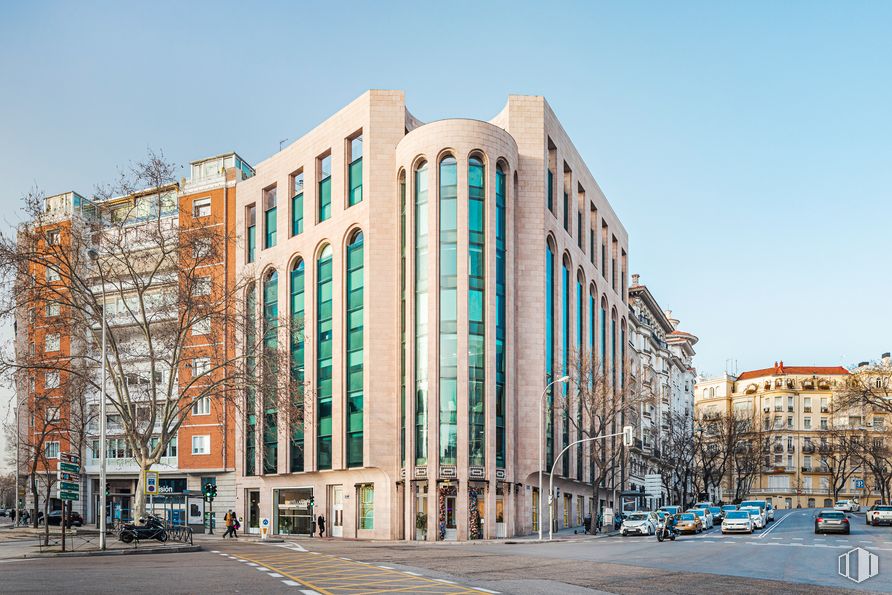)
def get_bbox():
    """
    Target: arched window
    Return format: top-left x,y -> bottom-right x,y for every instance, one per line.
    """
439,155 -> 458,466
414,161 -> 429,466
468,155 -> 485,467
495,163 -> 507,469
316,245 -> 333,470
561,255 -> 570,476
262,269 -> 278,474
346,230 -> 364,467
289,259 -> 305,473
600,297 -> 607,374
399,170 -> 407,467
611,308 -> 618,387
245,282 -> 257,476
575,271 -> 584,481
545,238 -> 555,468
